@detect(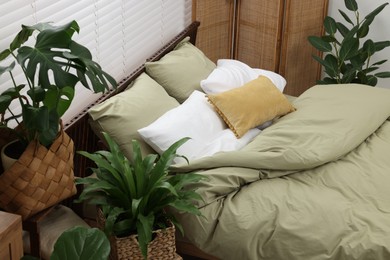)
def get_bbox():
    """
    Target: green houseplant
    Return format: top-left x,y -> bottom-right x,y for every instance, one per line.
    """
75,133 -> 205,259
308,0 -> 390,86
0,20 -> 116,148
0,20 -> 116,220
